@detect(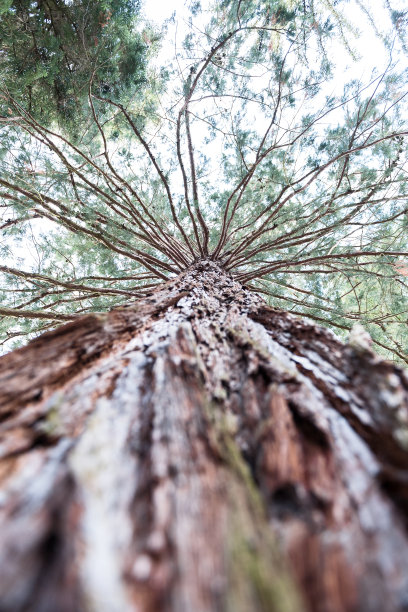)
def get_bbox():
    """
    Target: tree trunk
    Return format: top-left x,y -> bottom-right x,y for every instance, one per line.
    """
1,260 -> 408,612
